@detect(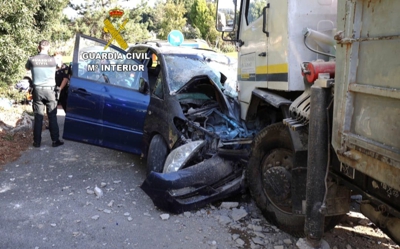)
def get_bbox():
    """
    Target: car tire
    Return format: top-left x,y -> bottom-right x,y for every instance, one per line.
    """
247,123 -> 343,237
146,134 -> 169,176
